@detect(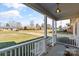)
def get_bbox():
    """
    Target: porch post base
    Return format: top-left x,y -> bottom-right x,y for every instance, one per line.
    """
51,42 -> 56,46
